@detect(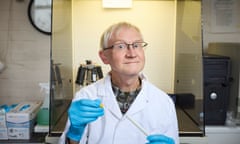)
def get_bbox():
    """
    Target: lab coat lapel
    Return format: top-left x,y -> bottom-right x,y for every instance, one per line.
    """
97,75 -> 122,119
105,95 -> 123,119
127,87 -> 149,116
